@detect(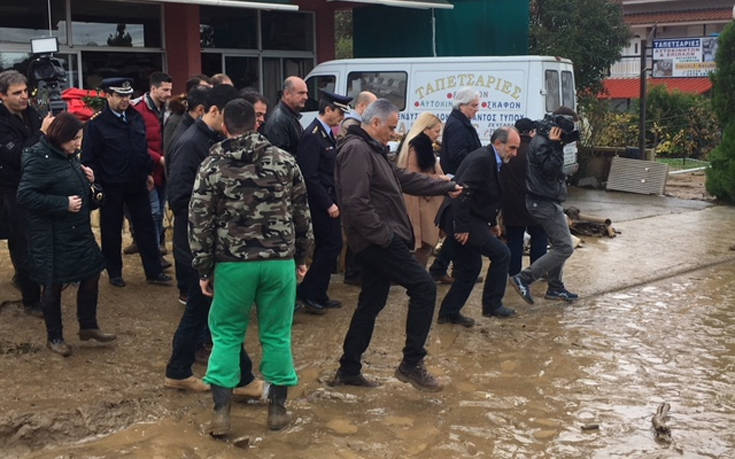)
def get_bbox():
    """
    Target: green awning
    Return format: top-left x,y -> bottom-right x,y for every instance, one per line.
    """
333,0 -> 453,10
